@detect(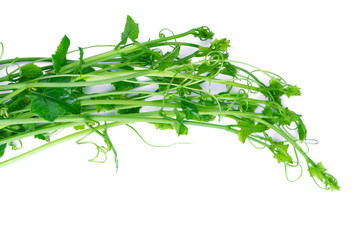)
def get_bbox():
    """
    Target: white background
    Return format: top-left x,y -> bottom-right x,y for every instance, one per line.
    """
1,0 -> 359,239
